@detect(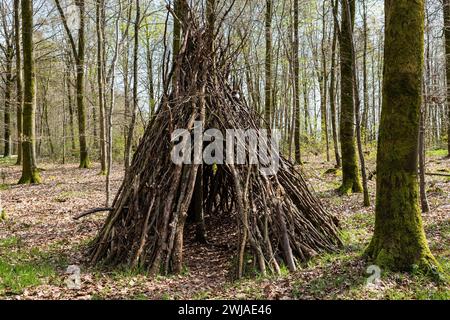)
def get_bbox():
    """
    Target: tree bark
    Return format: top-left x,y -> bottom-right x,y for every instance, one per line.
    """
96,0 -> 107,174
76,0 -> 90,168
124,0 -> 140,170
264,0 -> 273,129
444,0 -> 450,156
293,0 -> 301,164
338,0 -> 362,194
18,0 -> 41,184
365,0 -> 440,272
14,0 -> 22,165
330,0 -> 341,168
